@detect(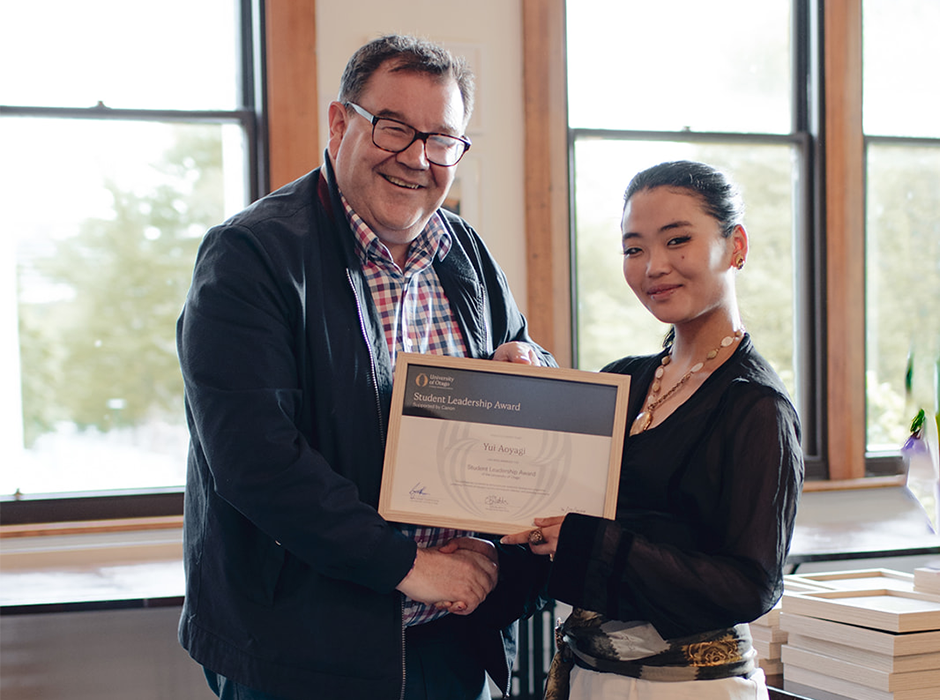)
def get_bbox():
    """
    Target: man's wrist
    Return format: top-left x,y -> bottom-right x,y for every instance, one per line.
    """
396,546 -> 422,591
